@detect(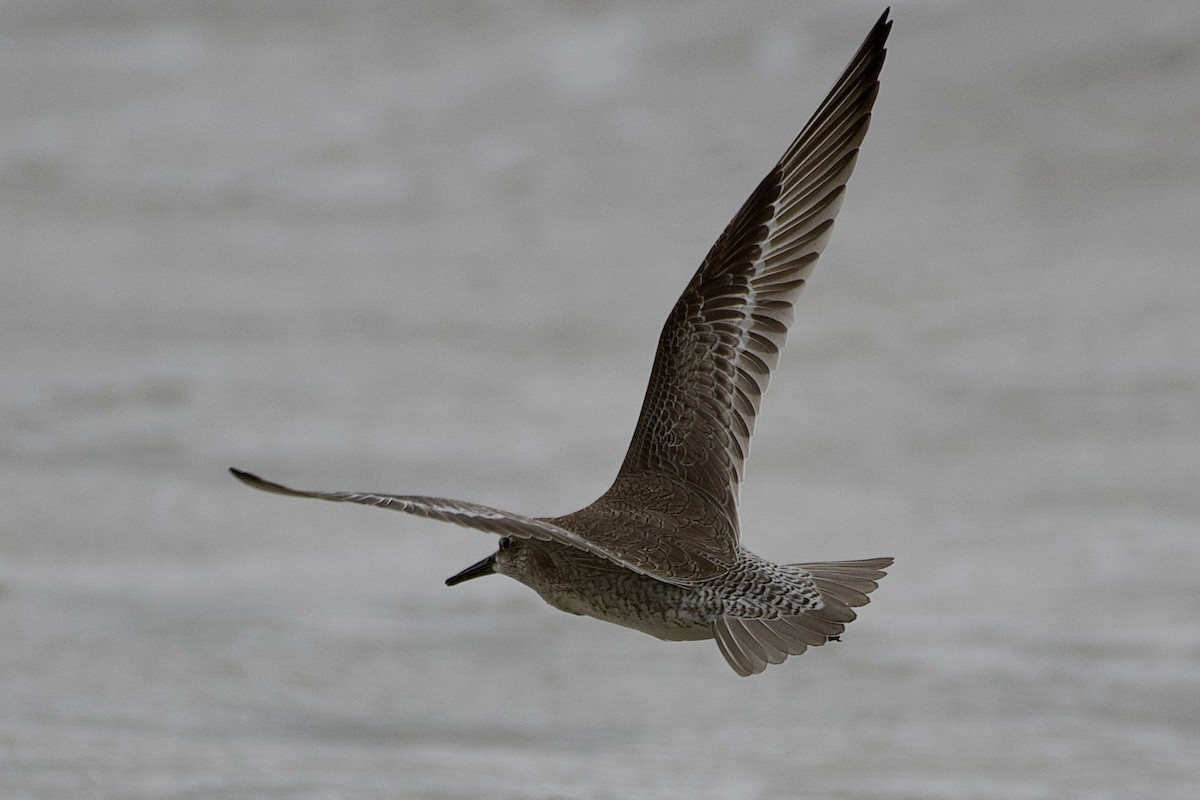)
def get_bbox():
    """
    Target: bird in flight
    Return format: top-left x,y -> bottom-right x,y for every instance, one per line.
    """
232,9 -> 894,676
